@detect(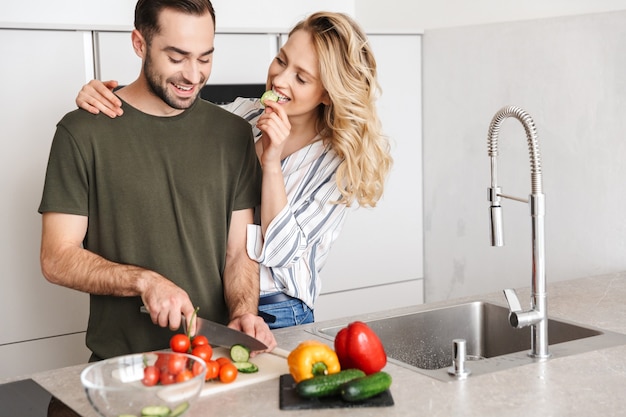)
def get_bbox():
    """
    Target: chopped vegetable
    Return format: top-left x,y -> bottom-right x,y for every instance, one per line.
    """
229,344 -> 250,363
140,405 -> 170,416
233,361 -> 259,373
287,340 -> 341,383
169,402 -> 190,417
260,90 -> 279,107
